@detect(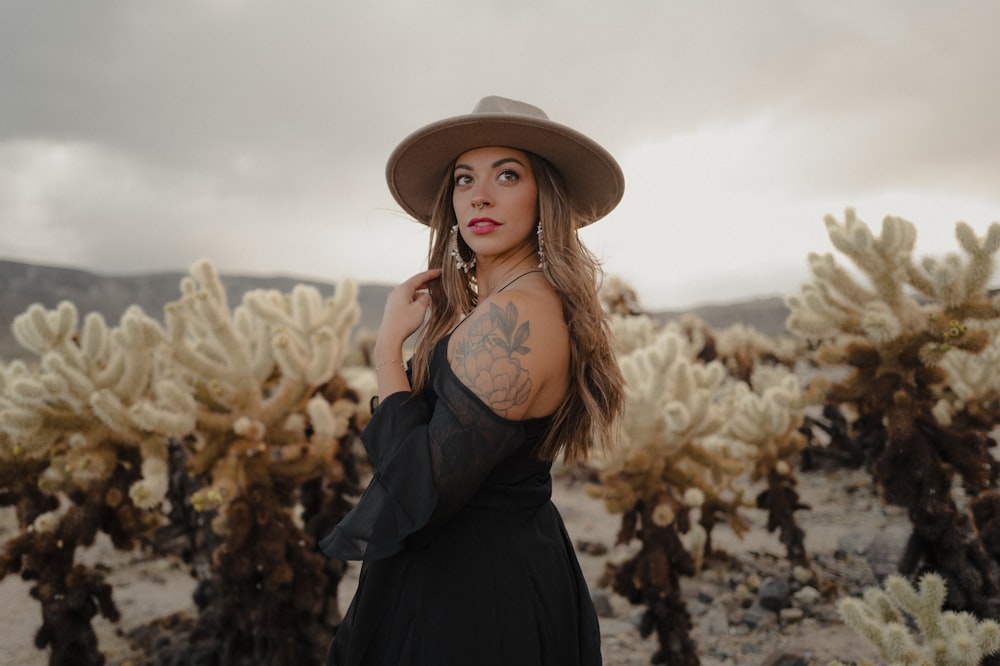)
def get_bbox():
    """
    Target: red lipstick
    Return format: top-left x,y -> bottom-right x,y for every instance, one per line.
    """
468,217 -> 500,234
